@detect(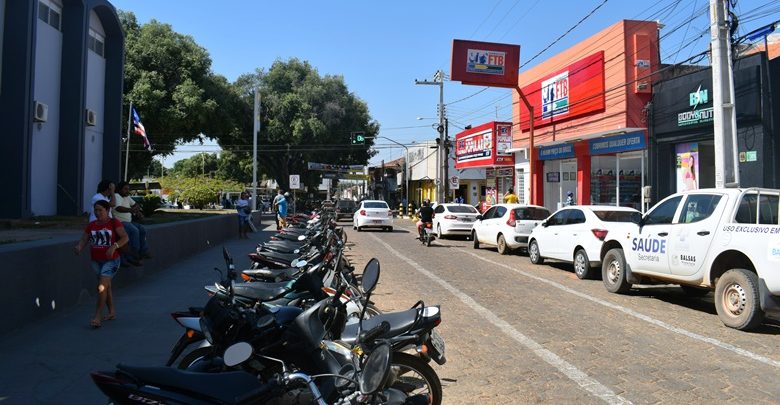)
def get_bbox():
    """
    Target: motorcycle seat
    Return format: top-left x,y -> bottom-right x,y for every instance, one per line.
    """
340,308 -> 418,345
232,281 -> 291,301
243,267 -> 300,281
116,365 -> 265,404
